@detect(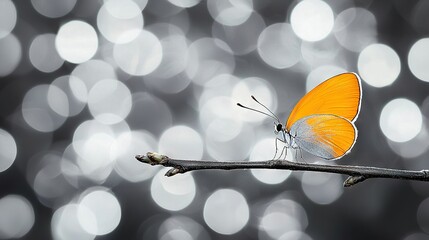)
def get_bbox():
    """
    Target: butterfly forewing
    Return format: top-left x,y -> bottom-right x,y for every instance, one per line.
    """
290,114 -> 357,160
285,72 -> 361,130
